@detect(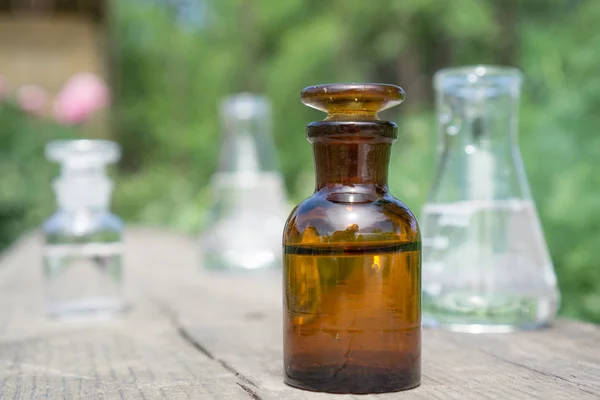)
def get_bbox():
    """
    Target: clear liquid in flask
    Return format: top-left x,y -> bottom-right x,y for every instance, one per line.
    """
421,199 -> 558,333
